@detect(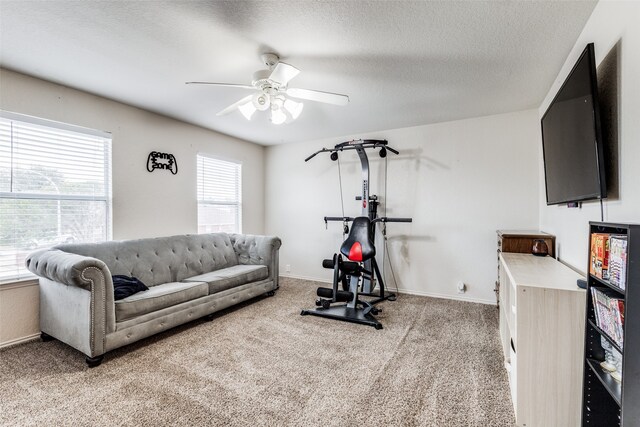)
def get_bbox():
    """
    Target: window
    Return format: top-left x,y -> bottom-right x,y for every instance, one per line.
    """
197,155 -> 242,234
0,112 -> 112,282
